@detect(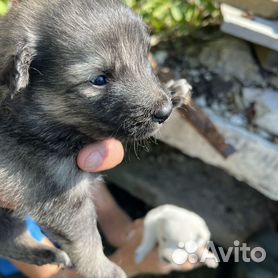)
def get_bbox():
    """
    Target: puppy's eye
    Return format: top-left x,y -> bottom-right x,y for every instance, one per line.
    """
90,75 -> 108,86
